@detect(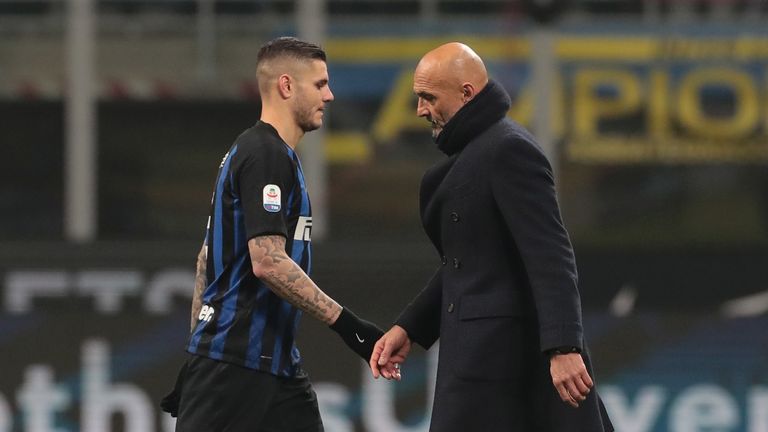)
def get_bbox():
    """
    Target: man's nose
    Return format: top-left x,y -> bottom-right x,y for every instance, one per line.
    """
416,98 -> 428,117
324,87 -> 334,102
